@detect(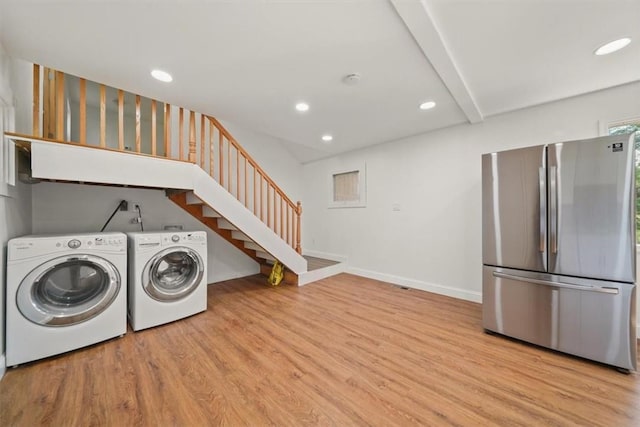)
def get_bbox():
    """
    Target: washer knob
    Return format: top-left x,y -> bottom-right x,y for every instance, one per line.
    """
68,239 -> 81,249
171,235 -> 180,243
